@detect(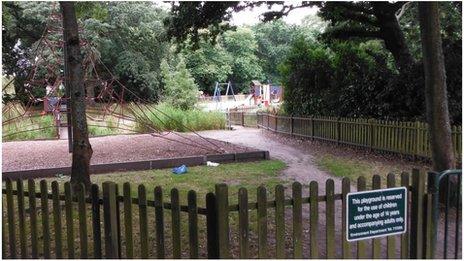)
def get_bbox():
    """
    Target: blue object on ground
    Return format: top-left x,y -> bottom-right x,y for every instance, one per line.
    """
172,165 -> 188,174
